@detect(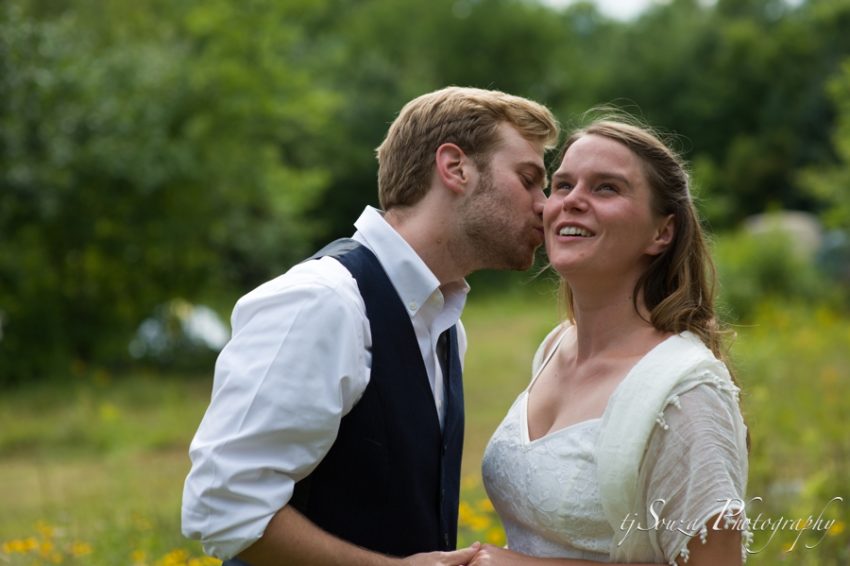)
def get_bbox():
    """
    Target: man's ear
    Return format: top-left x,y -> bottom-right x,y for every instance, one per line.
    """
647,214 -> 675,256
435,143 -> 471,195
